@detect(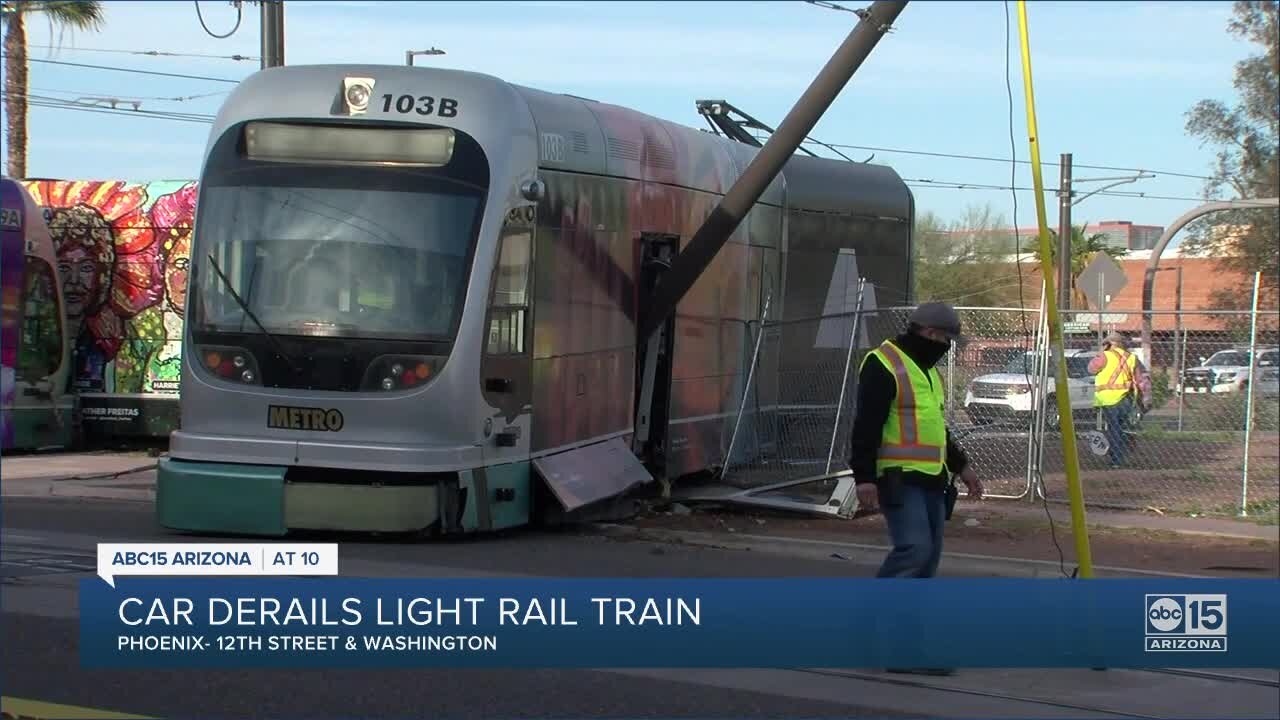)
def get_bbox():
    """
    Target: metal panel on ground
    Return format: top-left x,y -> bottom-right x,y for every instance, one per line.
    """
532,437 -> 654,511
